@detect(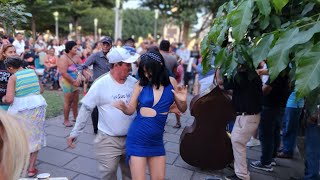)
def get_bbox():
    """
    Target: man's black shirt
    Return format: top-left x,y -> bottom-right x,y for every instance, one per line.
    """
224,71 -> 262,113
263,75 -> 290,108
